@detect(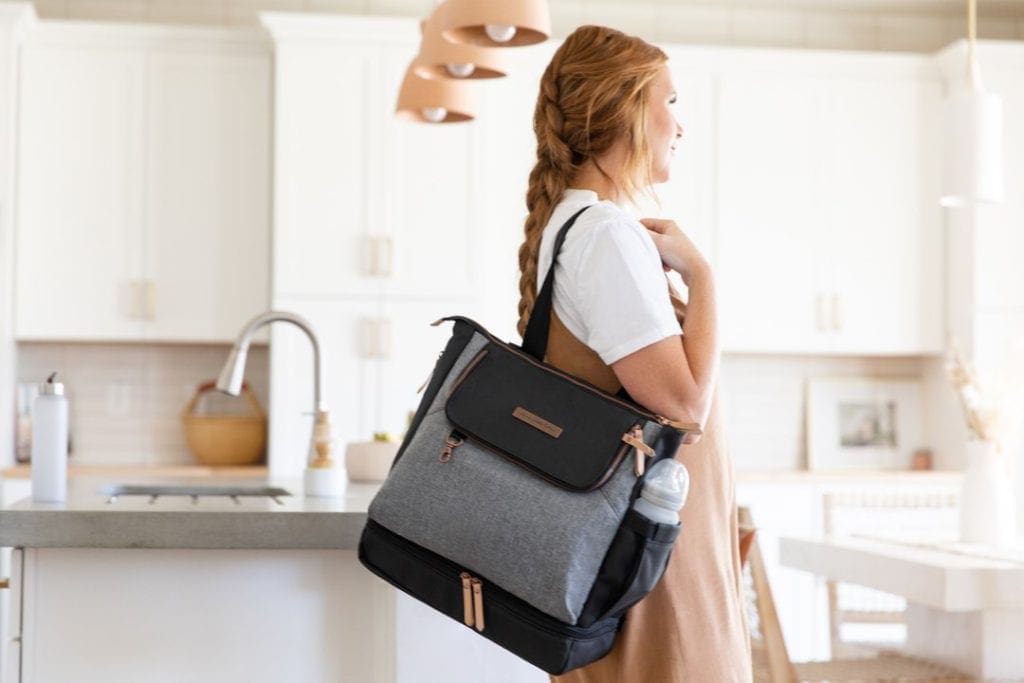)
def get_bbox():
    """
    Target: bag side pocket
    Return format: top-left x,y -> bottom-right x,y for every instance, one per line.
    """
576,509 -> 681,627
